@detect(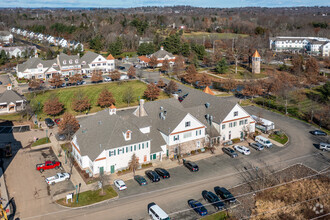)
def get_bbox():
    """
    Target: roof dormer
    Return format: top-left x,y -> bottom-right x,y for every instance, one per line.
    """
124,130 -> 132,141
109,104 -> 116,115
